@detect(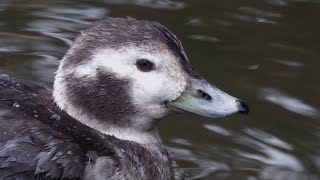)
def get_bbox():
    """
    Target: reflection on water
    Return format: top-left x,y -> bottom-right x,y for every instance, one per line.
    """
238,128 -> 303,171
0,0 -> 320,179
260,88 -> 319,118
271,58 -> 303,67
168,145 -> 230,180
204,124 -> 232,136
103,0 -> 186,10
188,35 -> 221,43
224,11 -> 278,25
265,0 -> 288,6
